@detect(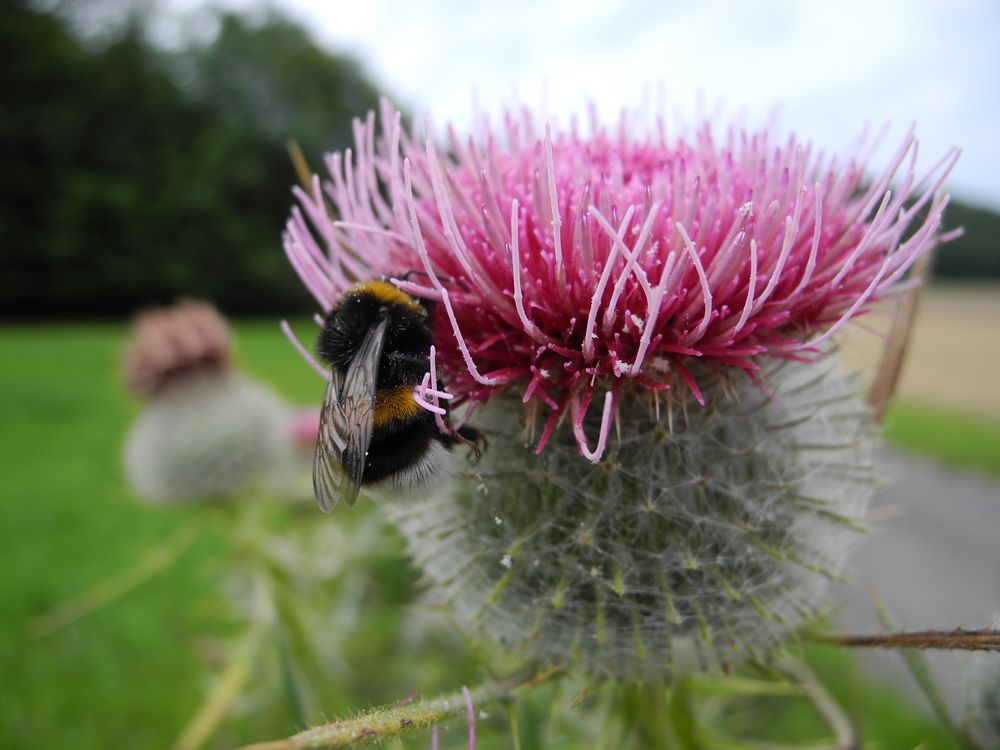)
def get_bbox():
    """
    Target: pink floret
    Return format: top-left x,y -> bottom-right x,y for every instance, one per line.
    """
284,100 -> 958,460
